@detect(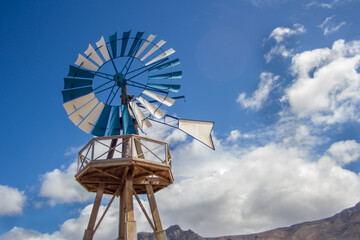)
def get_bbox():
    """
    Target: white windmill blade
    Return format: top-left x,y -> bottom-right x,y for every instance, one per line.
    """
78,102 -> 105,133
135,34 -> 156,58
96,36 -> 110,61
75,54 -> 99,72
140,40 -> 166,62
145,48 -> 175,66
178,119 -> 215,150
63,93 -> 95,115
137,96 -> 165,119
69,98 -> 99,126
142,90 -> 175,106
129,101 -> 152,130
84,44 -> 104,66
